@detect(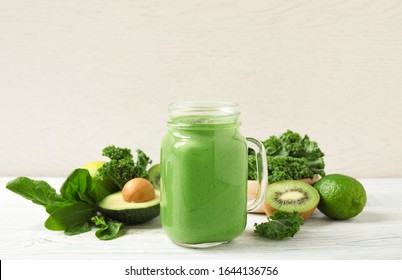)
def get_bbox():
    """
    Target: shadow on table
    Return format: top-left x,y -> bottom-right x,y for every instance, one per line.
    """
122,216 -> 162,231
